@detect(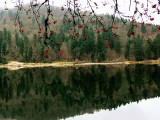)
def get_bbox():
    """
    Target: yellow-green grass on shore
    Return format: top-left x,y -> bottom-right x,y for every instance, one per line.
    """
0,60 -> 160,70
